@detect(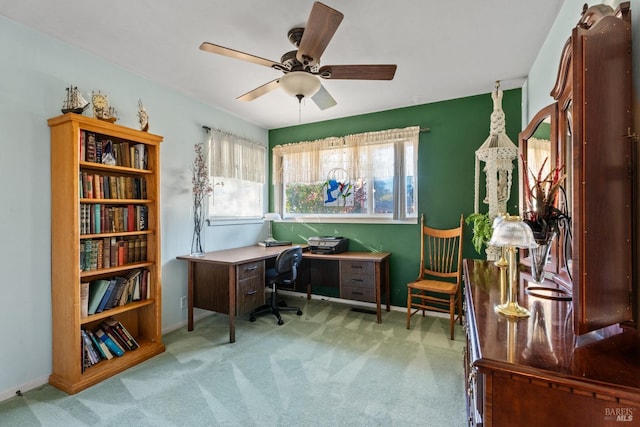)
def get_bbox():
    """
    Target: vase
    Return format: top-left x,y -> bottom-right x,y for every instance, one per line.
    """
529,233 -> 555,284
190,201 -> 206,256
